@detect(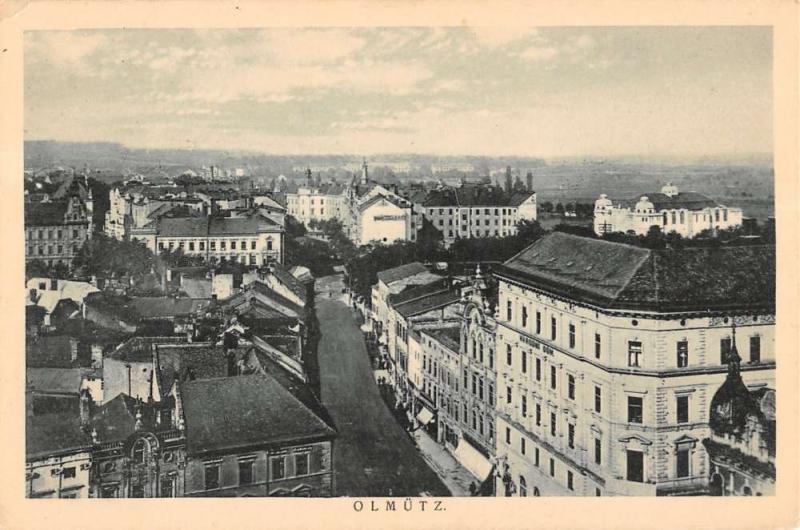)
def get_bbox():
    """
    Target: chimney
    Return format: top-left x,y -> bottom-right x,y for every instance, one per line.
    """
526,171 -> 533,192
134,404 -> 143,431
226,349 -> 236,377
